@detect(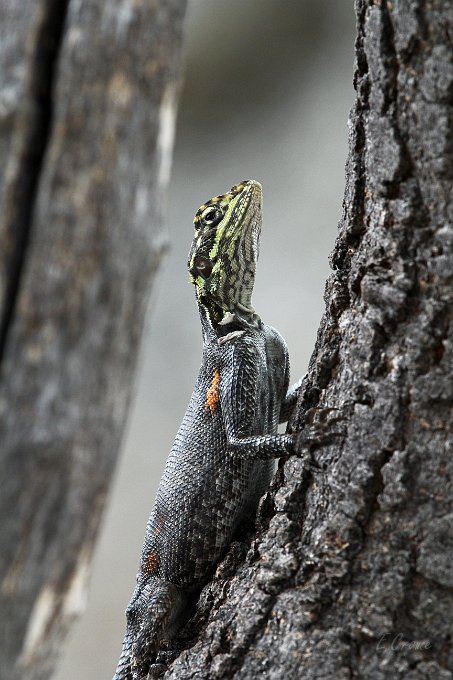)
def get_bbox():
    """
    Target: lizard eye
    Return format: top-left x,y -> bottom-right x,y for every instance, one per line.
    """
201,205 -> 223,227
193,255 -> 213,279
